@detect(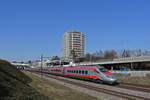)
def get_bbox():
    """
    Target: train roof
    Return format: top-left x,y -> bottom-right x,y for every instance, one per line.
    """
50,65 -> 104,69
